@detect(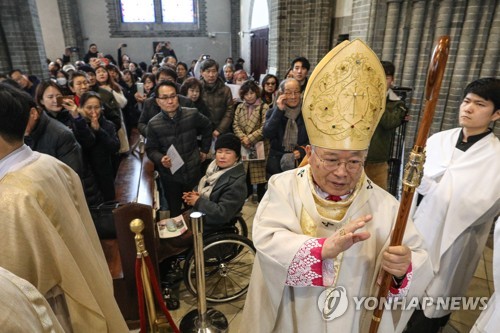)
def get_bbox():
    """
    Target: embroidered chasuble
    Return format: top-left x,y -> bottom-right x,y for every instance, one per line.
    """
240,166 -> 433,333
